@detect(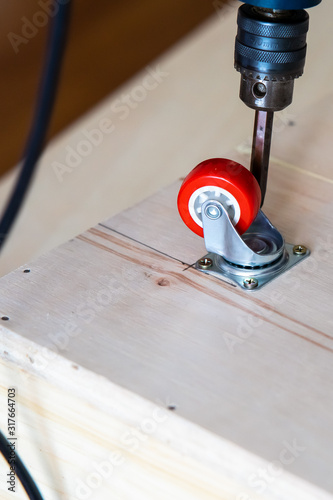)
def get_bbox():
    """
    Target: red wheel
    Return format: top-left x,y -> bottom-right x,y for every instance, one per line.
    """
177,158 -> 261,237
